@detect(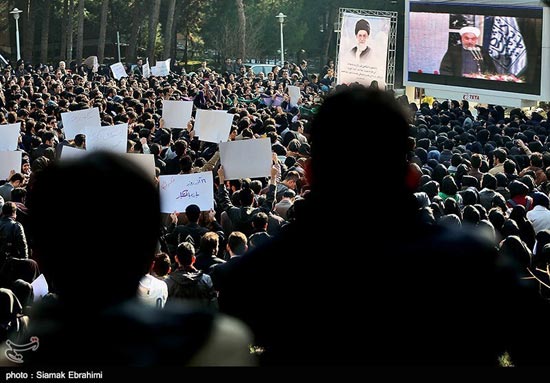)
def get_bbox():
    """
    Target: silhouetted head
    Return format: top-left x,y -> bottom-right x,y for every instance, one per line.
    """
309,86 -> 411,204
29,152 -> 161,307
